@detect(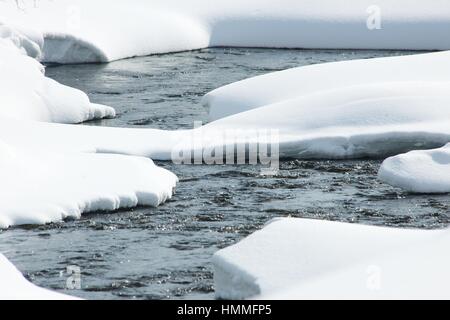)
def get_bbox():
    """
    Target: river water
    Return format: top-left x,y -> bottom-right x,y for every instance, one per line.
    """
1,48 -> 448,300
